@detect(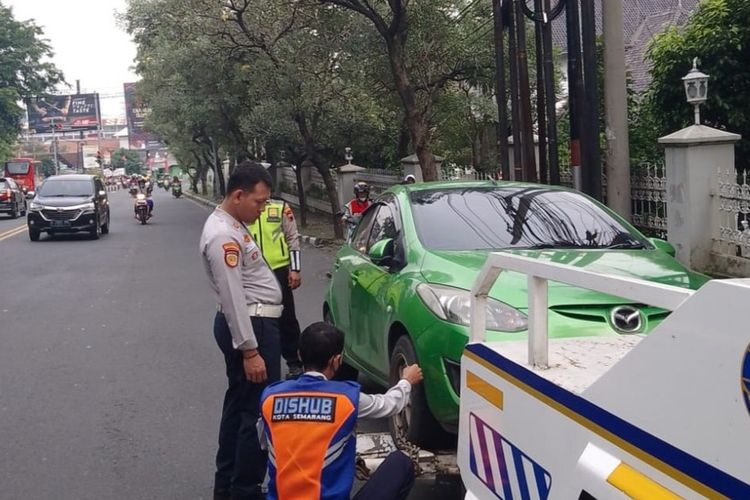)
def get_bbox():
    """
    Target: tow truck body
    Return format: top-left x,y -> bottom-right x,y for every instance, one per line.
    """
458,253 -> 750,499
